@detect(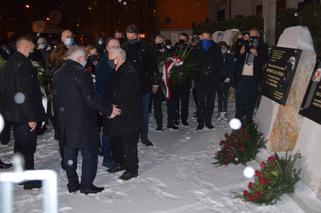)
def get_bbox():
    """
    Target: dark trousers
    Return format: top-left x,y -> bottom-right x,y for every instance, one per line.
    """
0,120 -> 11,144
12,122 -> 37,170
176,85 -> 190,122
235,76 -> 258,122
218,83 -> 230,112
109,133 -> 139,173
152,88 -> 163,128
63,144 -> 98,189
167,95 -> 178,126
196,82 -> 217,125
